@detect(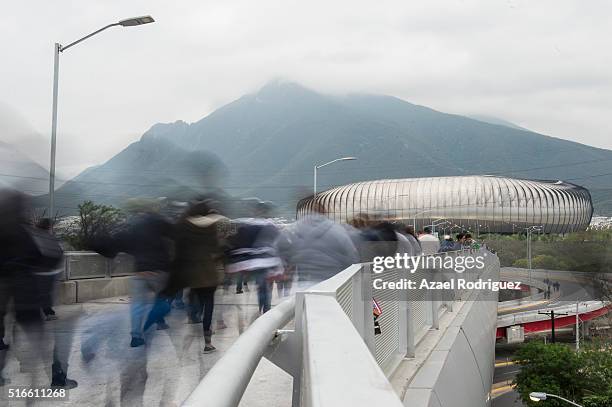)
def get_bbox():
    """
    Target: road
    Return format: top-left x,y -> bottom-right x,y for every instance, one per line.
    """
499,270 -> 600,316
493,389 -> 526,407
491,356 -> 525,407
